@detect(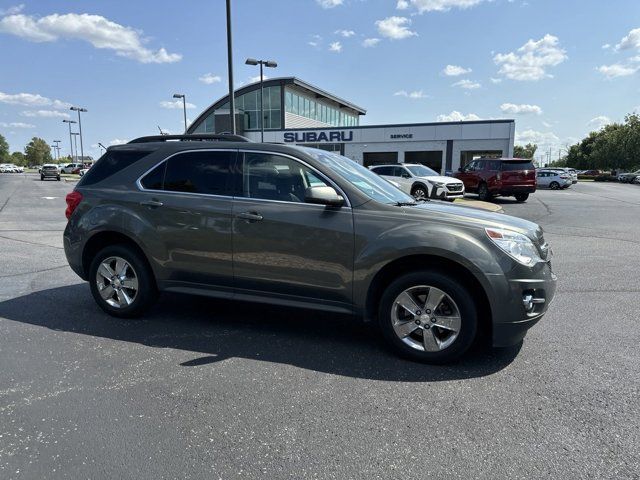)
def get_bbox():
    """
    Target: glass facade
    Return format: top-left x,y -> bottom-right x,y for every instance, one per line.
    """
284,90 -> 358,127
